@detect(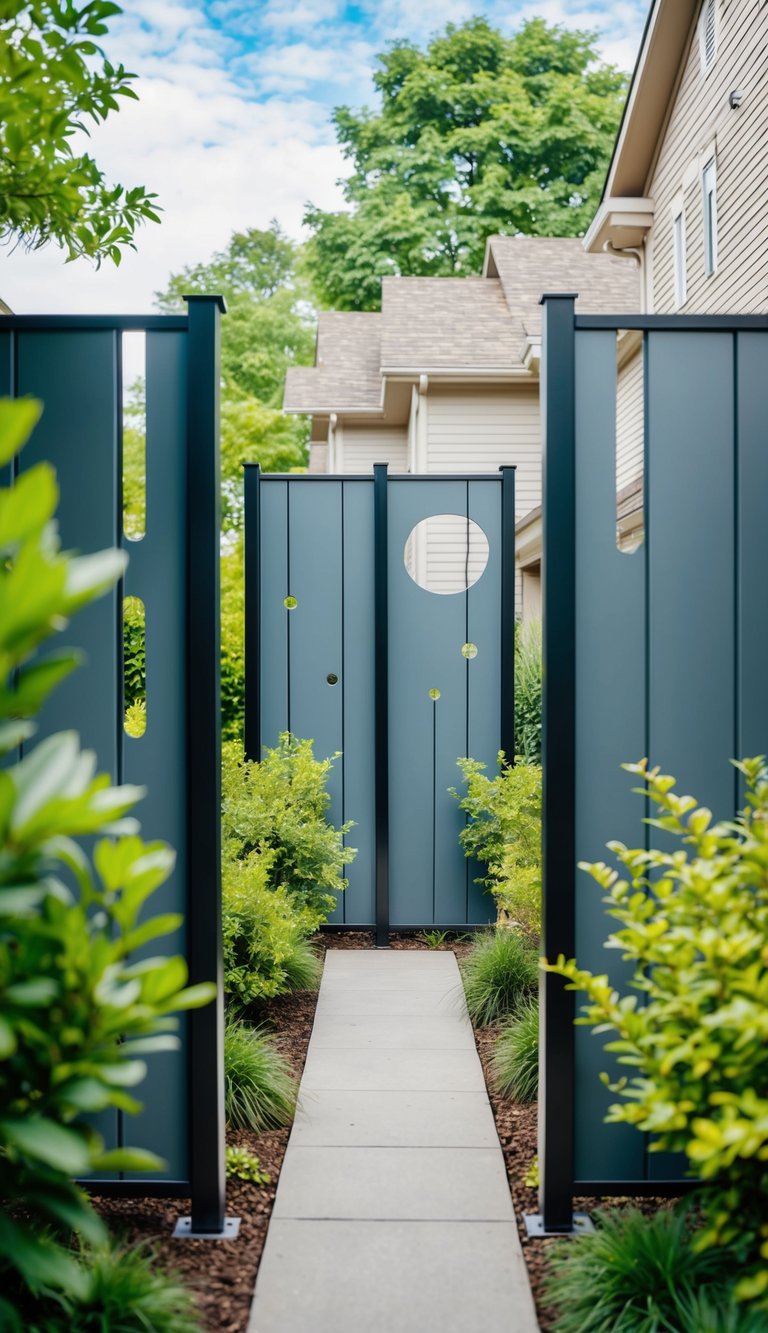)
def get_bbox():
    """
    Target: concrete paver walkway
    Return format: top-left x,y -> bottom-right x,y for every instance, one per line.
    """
248,949 -> 539,1333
